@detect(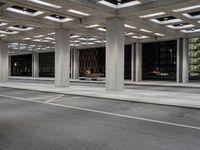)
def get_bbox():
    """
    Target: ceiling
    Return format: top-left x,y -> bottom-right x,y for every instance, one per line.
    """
0,0 -> 199,54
